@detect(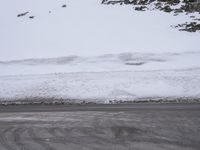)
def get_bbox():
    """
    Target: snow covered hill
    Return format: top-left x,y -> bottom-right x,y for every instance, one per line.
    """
0,0 -> 200,60
0,0 -> 200,103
